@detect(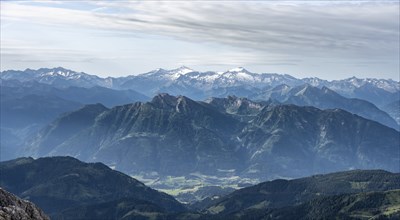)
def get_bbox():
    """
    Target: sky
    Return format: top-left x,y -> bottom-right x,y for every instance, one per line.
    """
1,0 -> 399,80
